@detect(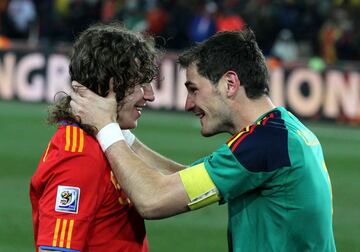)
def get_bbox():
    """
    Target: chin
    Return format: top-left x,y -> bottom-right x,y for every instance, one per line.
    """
200,123 -> 223,137
200,128 -> 217,137
119,120 -> 138,129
